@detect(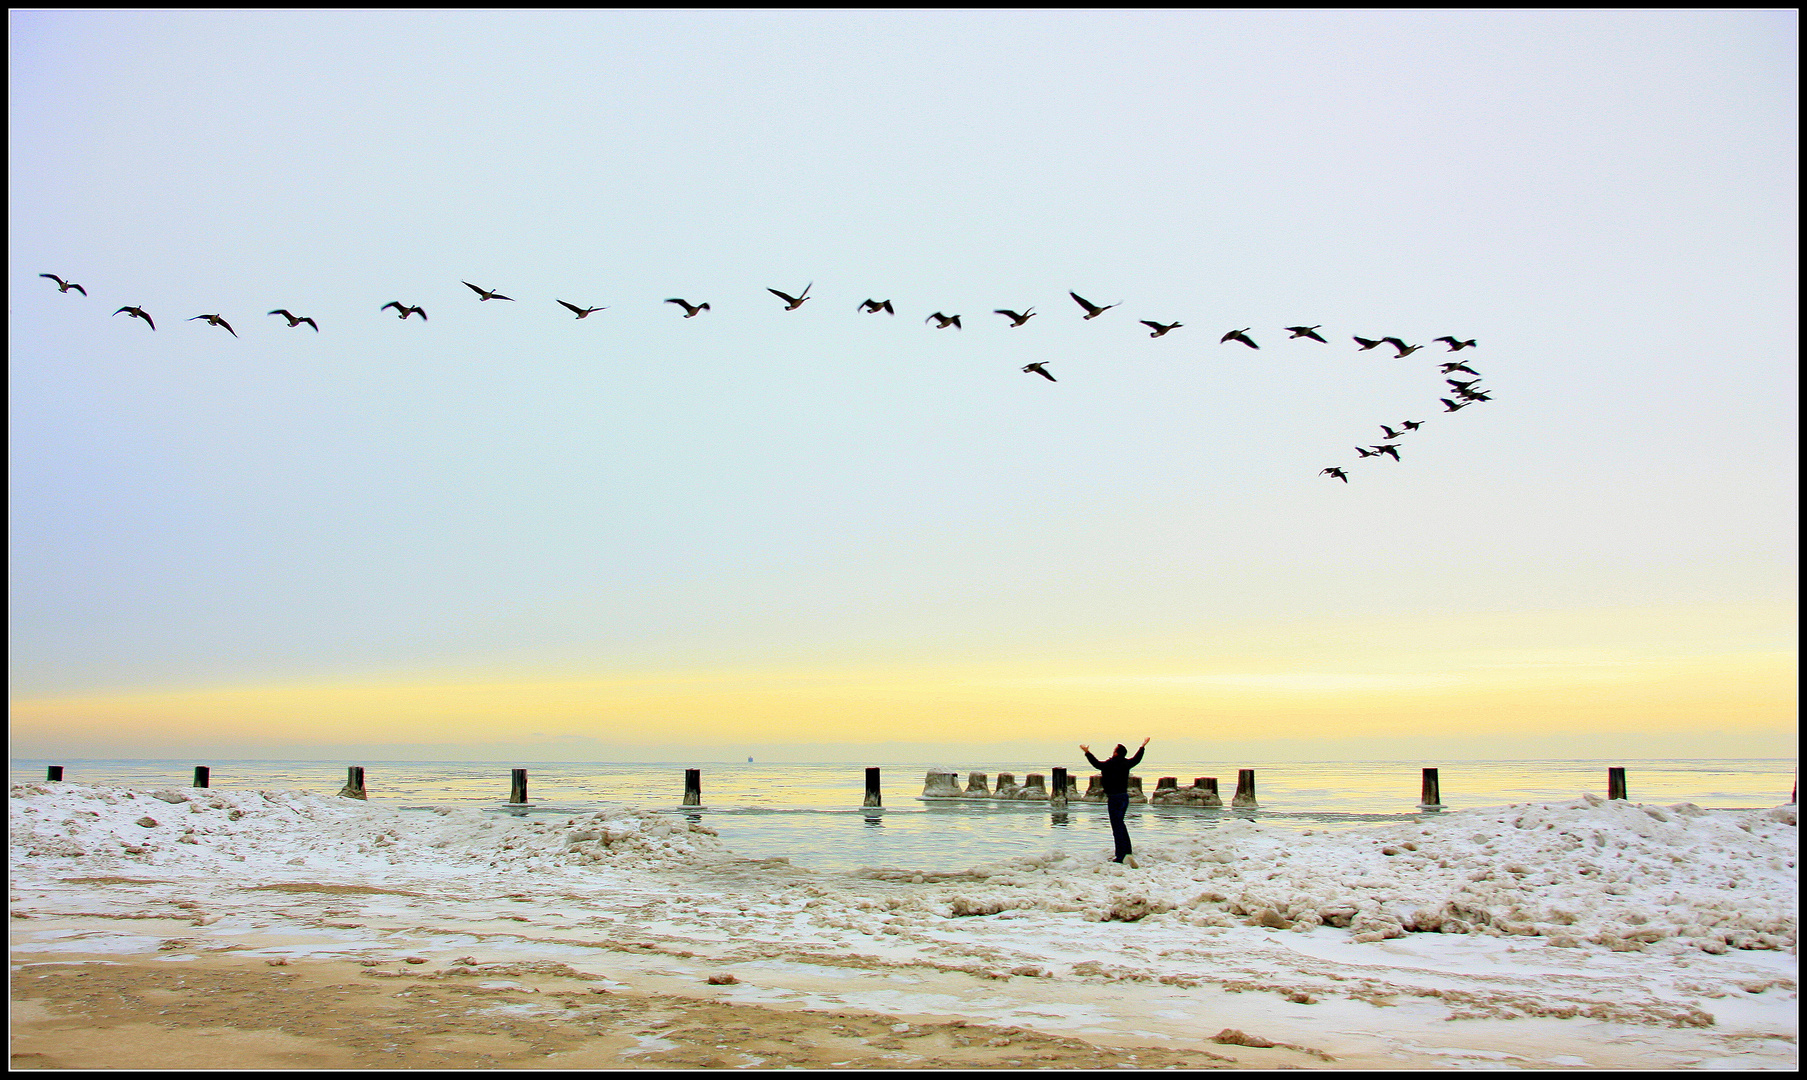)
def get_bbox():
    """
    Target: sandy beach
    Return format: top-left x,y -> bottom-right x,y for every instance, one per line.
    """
10,782 -> 1798,1069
